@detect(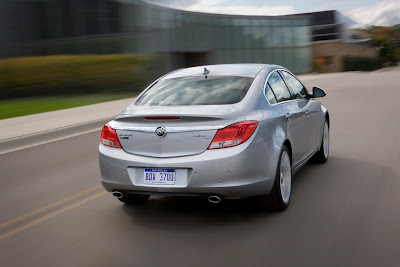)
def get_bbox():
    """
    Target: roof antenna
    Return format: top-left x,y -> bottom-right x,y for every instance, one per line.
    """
203,67 -> 210,79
